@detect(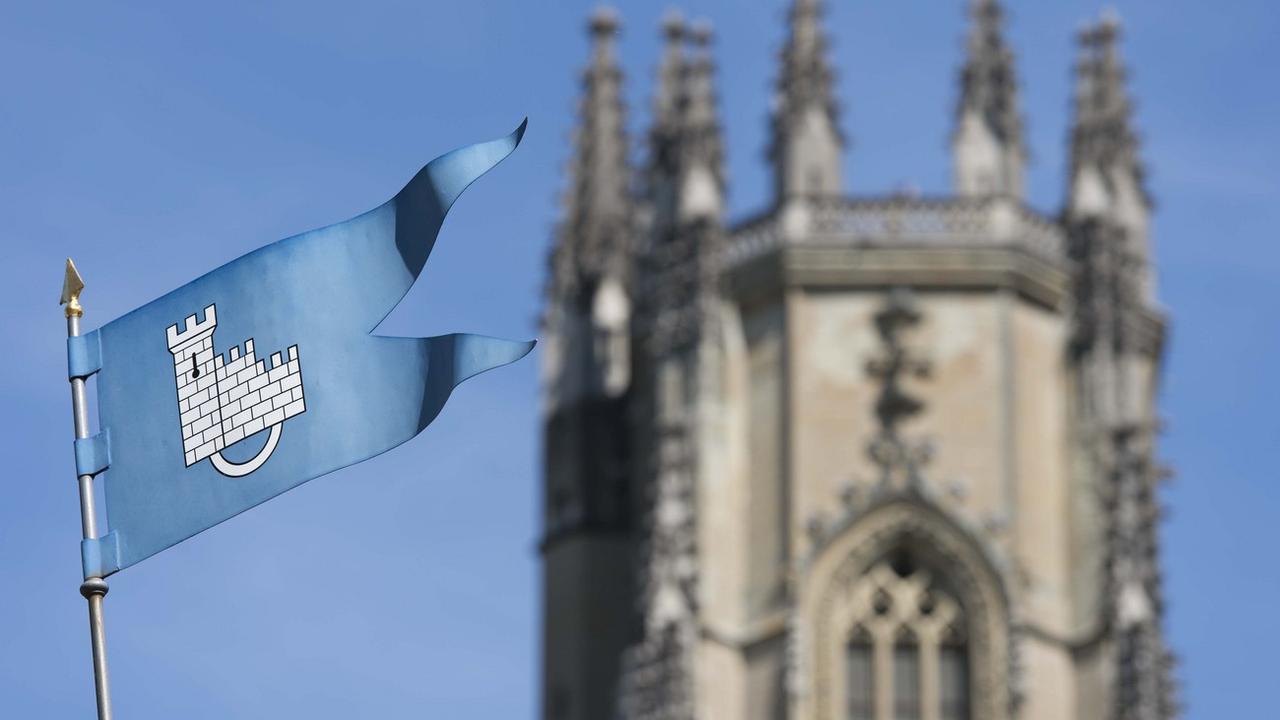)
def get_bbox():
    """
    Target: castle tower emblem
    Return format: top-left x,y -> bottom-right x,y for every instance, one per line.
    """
166,304 -> 307,477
